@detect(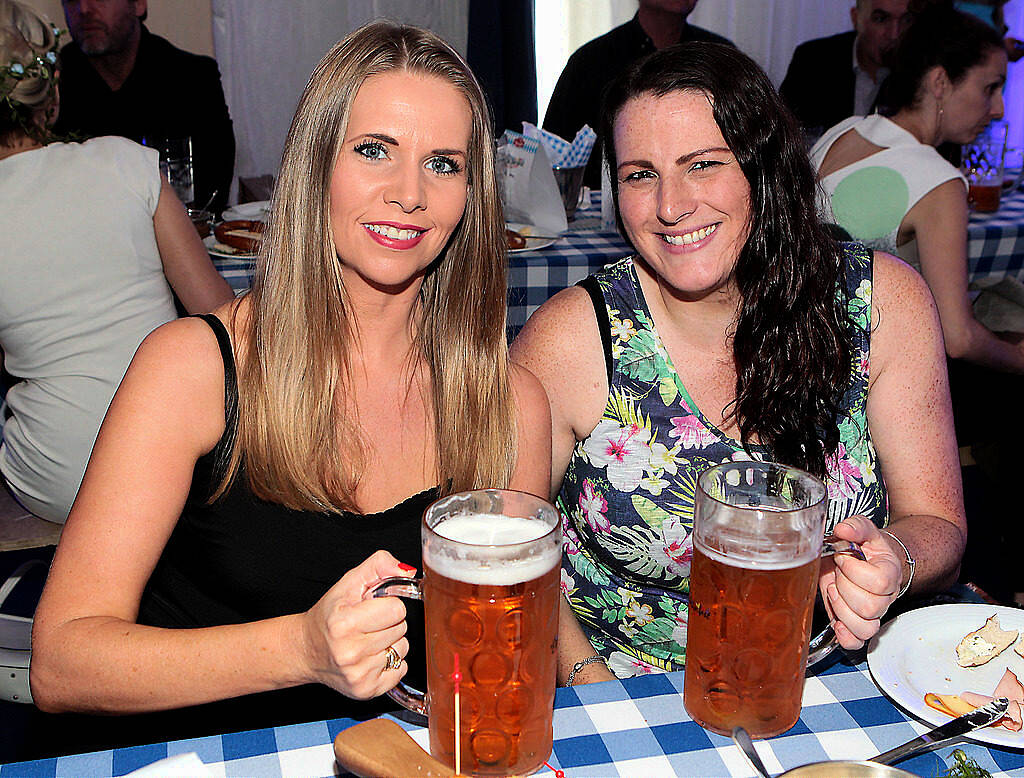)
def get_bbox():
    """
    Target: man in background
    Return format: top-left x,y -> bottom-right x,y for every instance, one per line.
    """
543,0 -> 732,189
54,0 -> 234,213
779,0 -> 913,143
